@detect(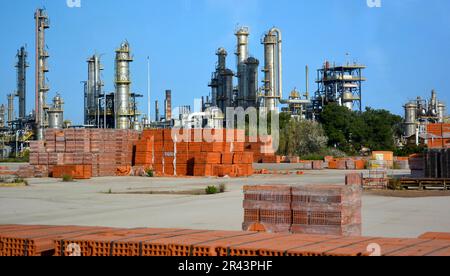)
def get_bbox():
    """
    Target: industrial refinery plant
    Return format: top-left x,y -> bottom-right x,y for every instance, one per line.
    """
403,89 -> 447,144
0,8 -> 447,159
2,1 -> 450,260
